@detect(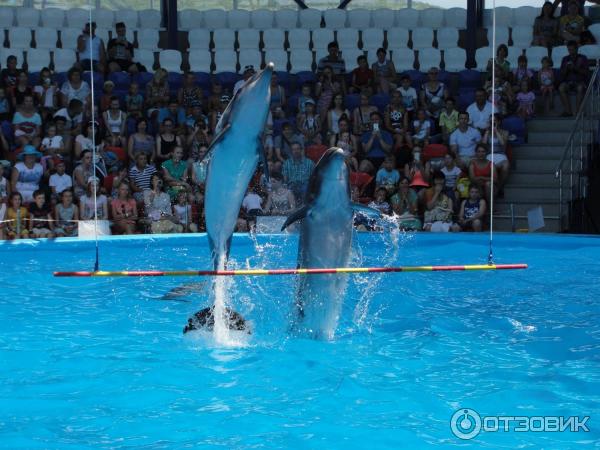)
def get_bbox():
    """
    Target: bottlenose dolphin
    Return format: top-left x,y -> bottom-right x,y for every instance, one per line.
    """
282,147 -> 380,339
204,63 -> 273,270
